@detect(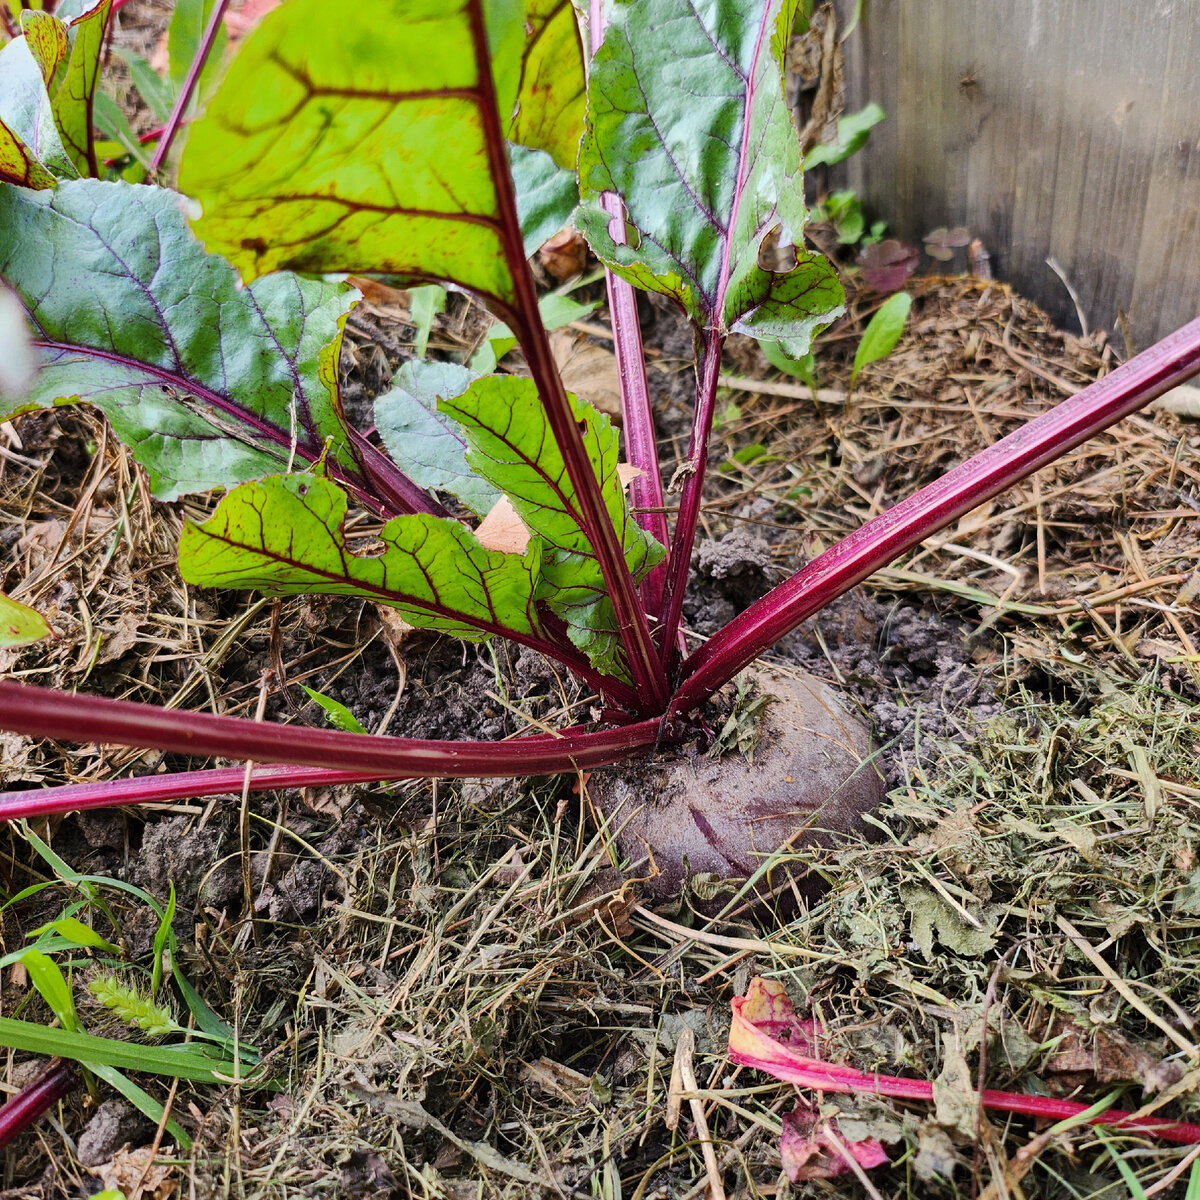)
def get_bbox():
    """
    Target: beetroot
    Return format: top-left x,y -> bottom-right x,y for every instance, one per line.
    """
589,670 -> 884,912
